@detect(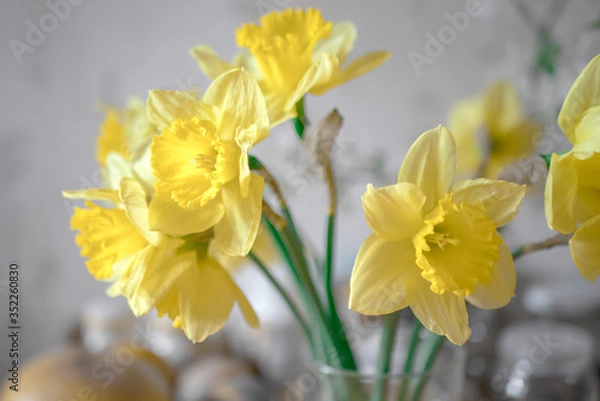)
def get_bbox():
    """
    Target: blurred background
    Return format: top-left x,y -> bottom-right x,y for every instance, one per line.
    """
1,0 -> 600,400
